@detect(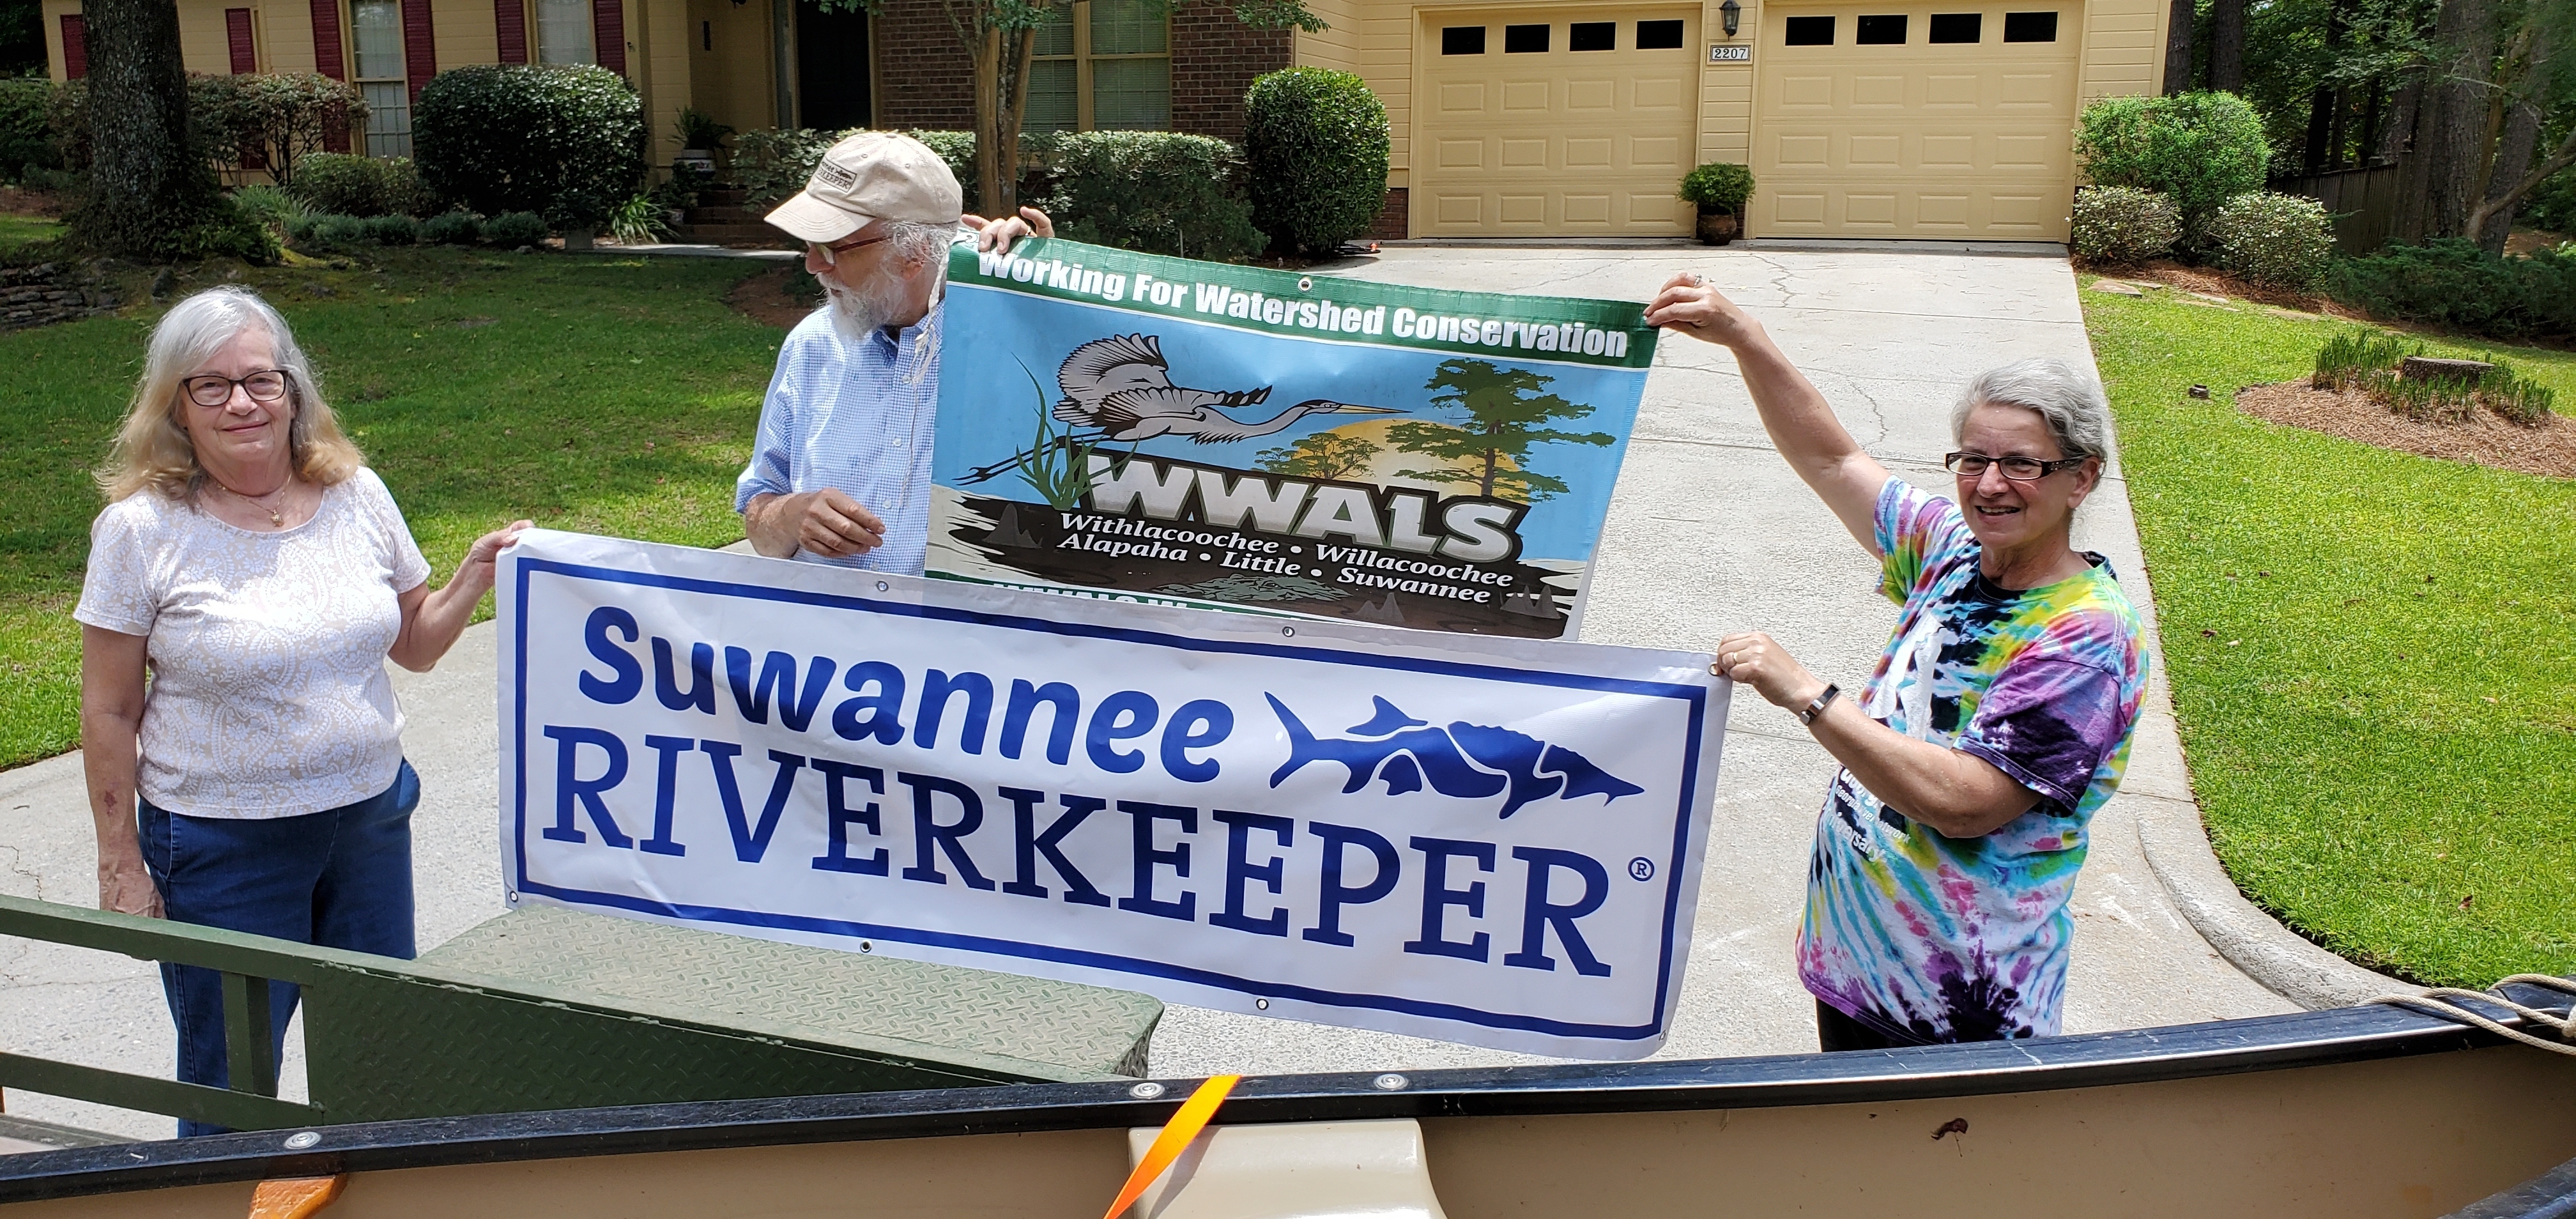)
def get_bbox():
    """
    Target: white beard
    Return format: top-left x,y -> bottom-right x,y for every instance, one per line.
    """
821,256 -> 949,348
